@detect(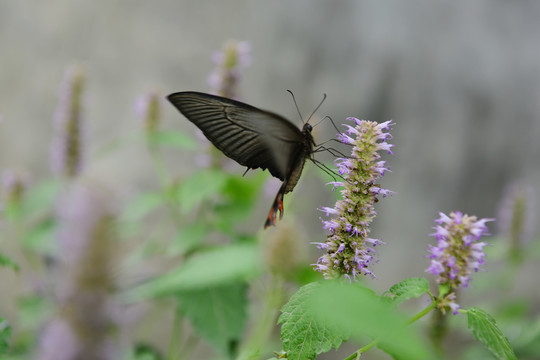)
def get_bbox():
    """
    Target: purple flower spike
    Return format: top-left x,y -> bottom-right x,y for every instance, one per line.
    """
36,183 -> 123,359
136,90 -> 162,133
50,64 -> 86,178
426,211 -> 494,314
2,169 -> 30,207
207,40 -> 251,99
496,182 -> 537,260
314,118 -> 394,280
